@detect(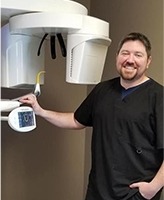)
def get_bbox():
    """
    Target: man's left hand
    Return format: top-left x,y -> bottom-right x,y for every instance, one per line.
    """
130,182 -> 157,199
